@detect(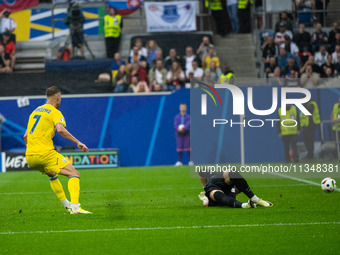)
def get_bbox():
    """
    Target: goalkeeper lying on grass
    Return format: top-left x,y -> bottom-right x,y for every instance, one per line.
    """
198,171 -> 273,208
